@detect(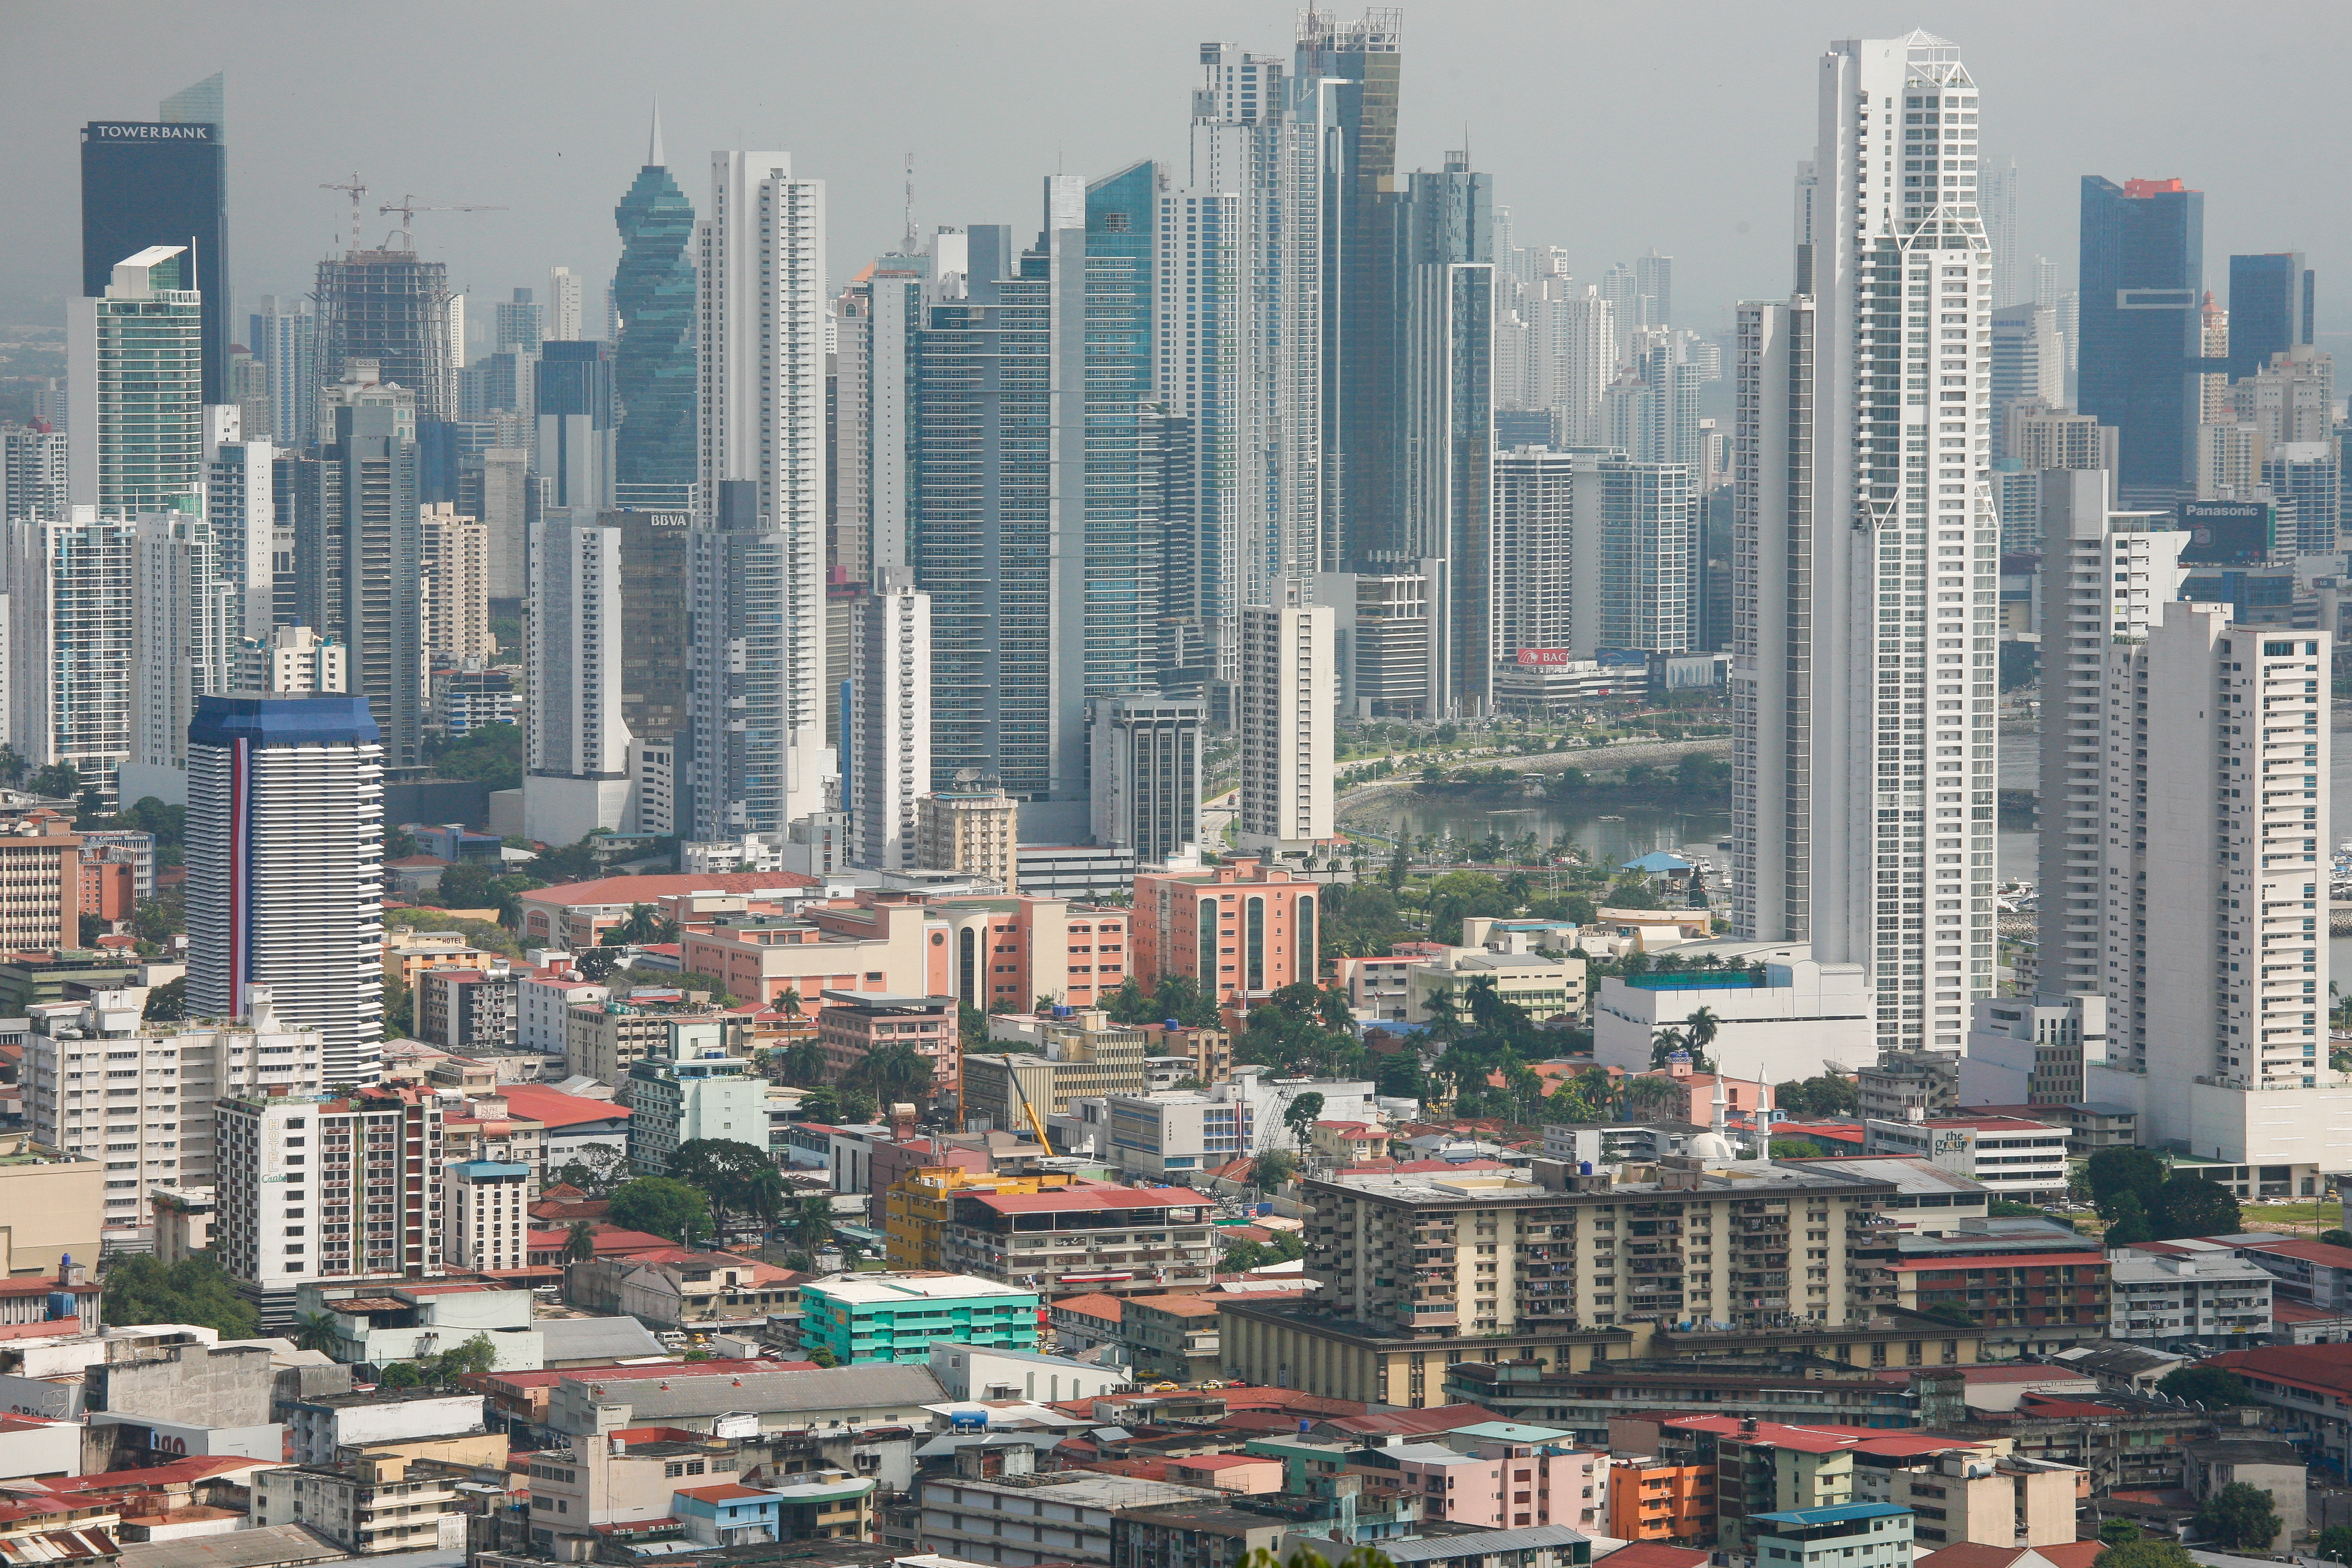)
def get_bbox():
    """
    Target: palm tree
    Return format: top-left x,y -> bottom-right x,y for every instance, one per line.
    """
792,1194 -> 835,1250
1683,1006 -> 1721,1070
777,987 -> 804,1020
0,744 -> 25,788
294,1311 -> 339,1355
614,903 -> 664,945
562,1221 -> 597,1264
